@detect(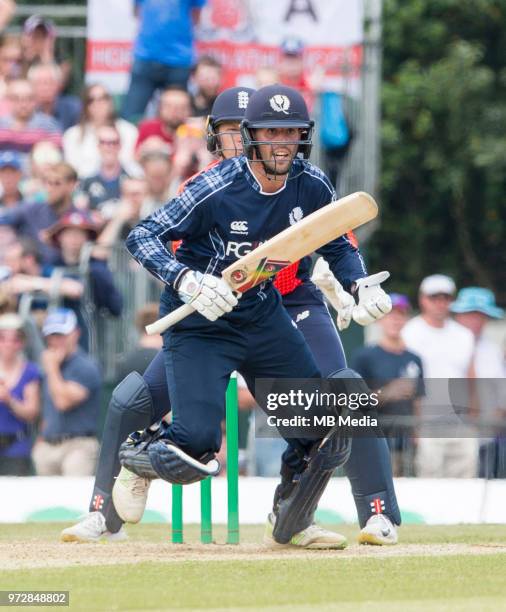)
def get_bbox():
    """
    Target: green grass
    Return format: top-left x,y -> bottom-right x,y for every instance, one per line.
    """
1,524 -> 506,611
2,555 -> 506,611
